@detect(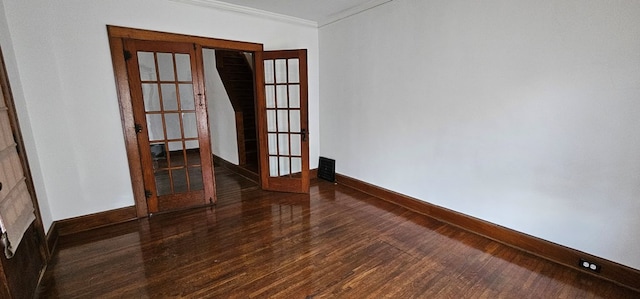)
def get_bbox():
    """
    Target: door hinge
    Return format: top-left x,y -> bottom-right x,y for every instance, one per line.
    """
134,123 -> 143,133
124,50 -> 132,61
145,190 -> 152,198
